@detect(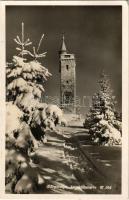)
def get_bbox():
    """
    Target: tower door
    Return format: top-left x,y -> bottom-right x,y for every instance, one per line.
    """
63,91 -> 73,104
